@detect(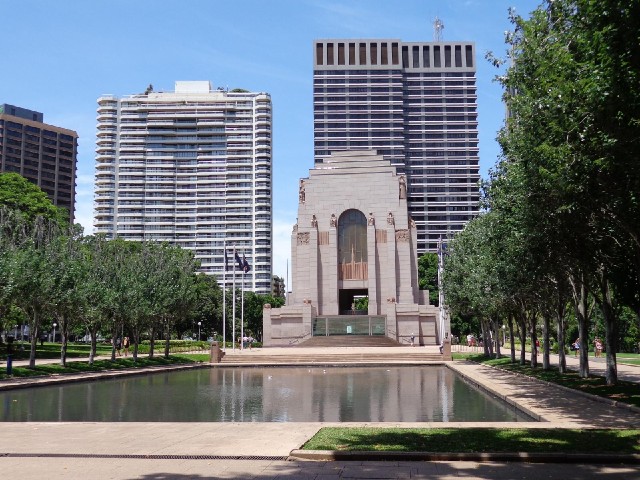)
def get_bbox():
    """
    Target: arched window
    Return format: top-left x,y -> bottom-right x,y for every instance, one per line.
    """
338,209 -> 368,280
